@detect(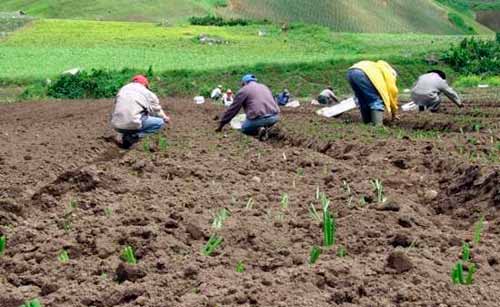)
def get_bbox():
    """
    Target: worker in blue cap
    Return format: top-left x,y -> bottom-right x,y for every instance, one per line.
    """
216,74 -> 280,140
